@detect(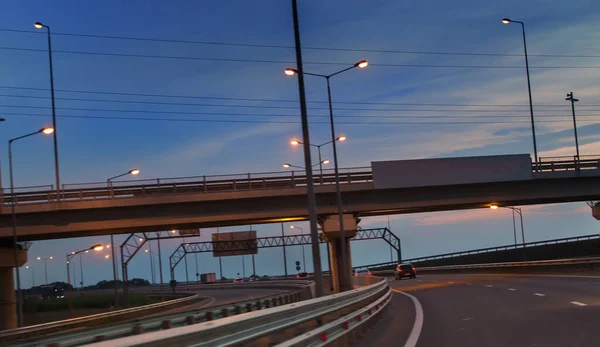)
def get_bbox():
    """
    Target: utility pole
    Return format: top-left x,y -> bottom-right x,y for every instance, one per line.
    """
566,92 -> 580,163
291,0 -> 323,296
217,227 -> 223,280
